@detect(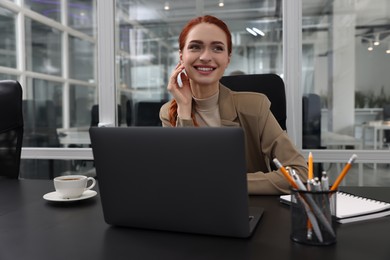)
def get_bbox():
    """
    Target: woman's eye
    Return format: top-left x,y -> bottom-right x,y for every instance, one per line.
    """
188,44 -> 201,51
212,45 -> 224,52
